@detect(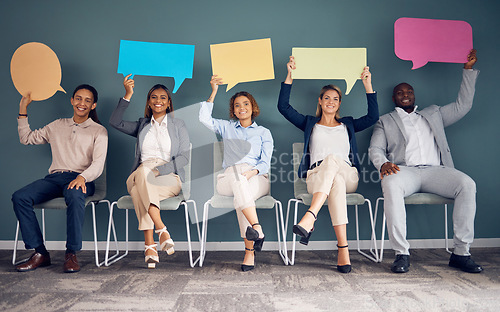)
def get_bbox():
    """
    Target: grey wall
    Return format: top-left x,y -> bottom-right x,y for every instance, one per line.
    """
1,0 -> 499,245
